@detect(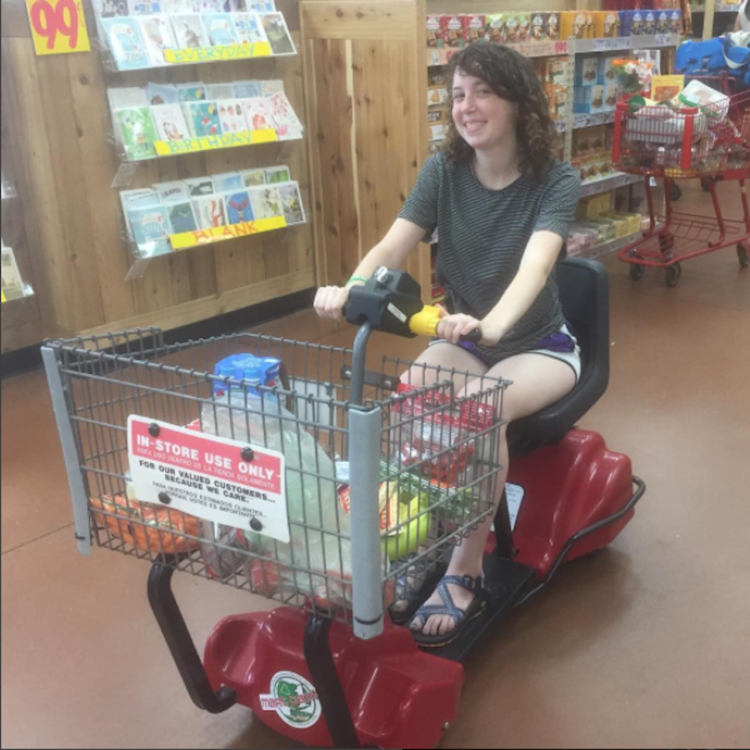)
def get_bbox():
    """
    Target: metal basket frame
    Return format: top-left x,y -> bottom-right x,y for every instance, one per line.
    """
43,326 -> 509,640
